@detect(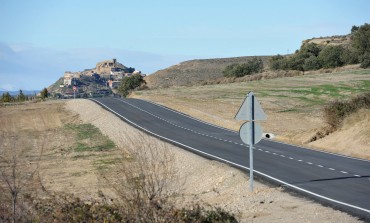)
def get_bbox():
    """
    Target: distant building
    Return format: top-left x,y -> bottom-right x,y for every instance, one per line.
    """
63,71 -> 81,86
108,80 -> 120,88
95,58 -> 128,75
